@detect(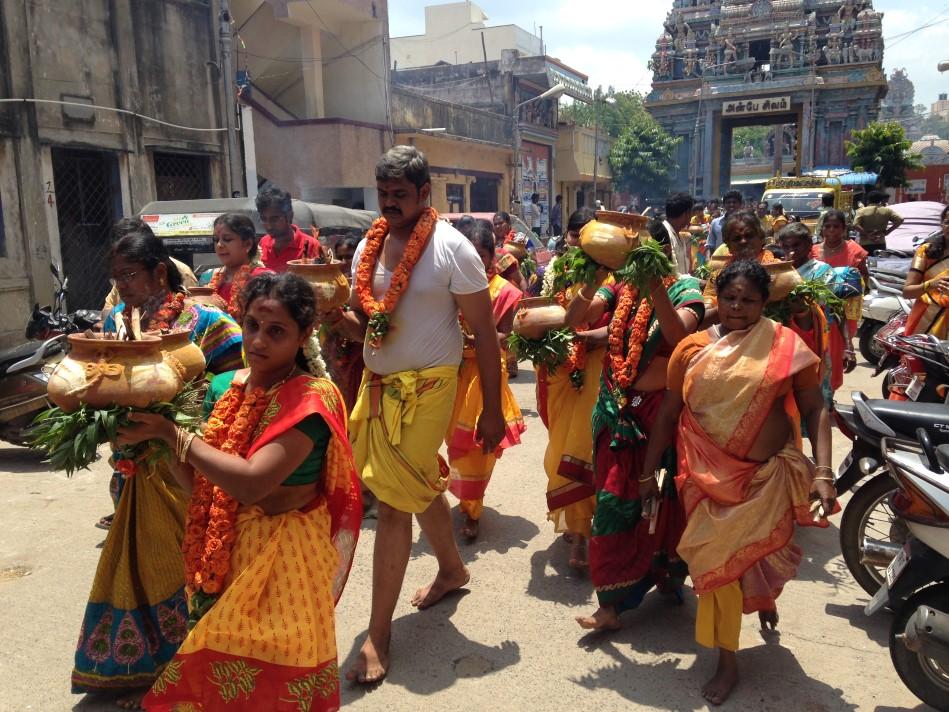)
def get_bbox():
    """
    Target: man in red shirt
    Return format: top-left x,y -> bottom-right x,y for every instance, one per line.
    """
255,185 -> 323,271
